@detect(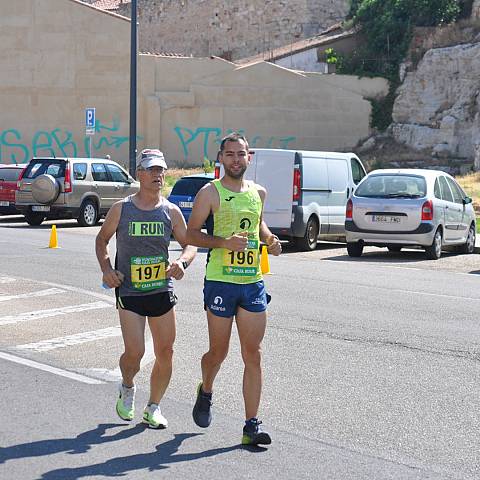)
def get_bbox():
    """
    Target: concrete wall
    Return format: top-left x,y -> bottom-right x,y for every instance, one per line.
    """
0,0 -> 389,170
